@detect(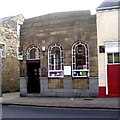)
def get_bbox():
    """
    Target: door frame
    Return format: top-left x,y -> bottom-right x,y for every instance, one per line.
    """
105,41 -> 120,96
27,60 -> 40,93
